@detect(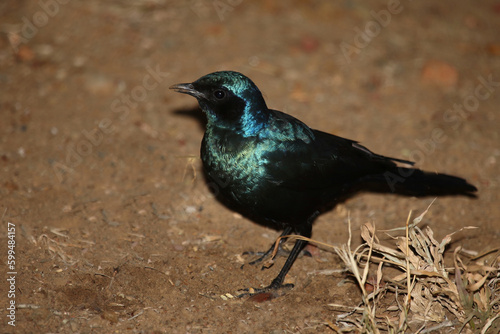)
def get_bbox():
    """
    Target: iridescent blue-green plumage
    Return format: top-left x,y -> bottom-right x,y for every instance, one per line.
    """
170,71 -> 477,293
